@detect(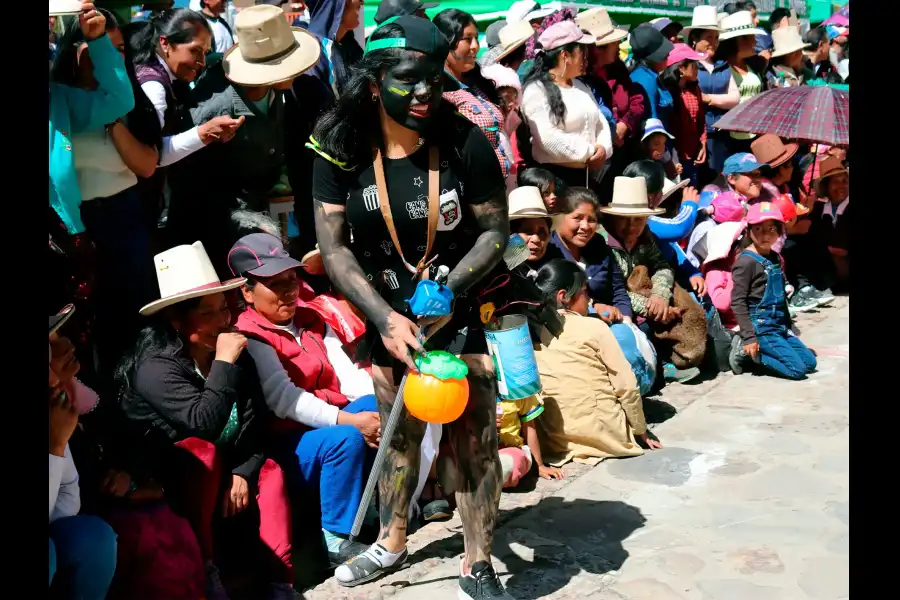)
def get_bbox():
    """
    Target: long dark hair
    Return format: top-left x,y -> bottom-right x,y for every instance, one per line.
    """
312,23 -> 459,167
716,37 -> 742,64
534,259 -> 587,308
659,59 -> 697,91
114,299 -> 201,395
557,186 -> 598,215
128,8 -> 211,66
522,41 -> 581,127
433,9 -> 500,105
51,8 -> 119,87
